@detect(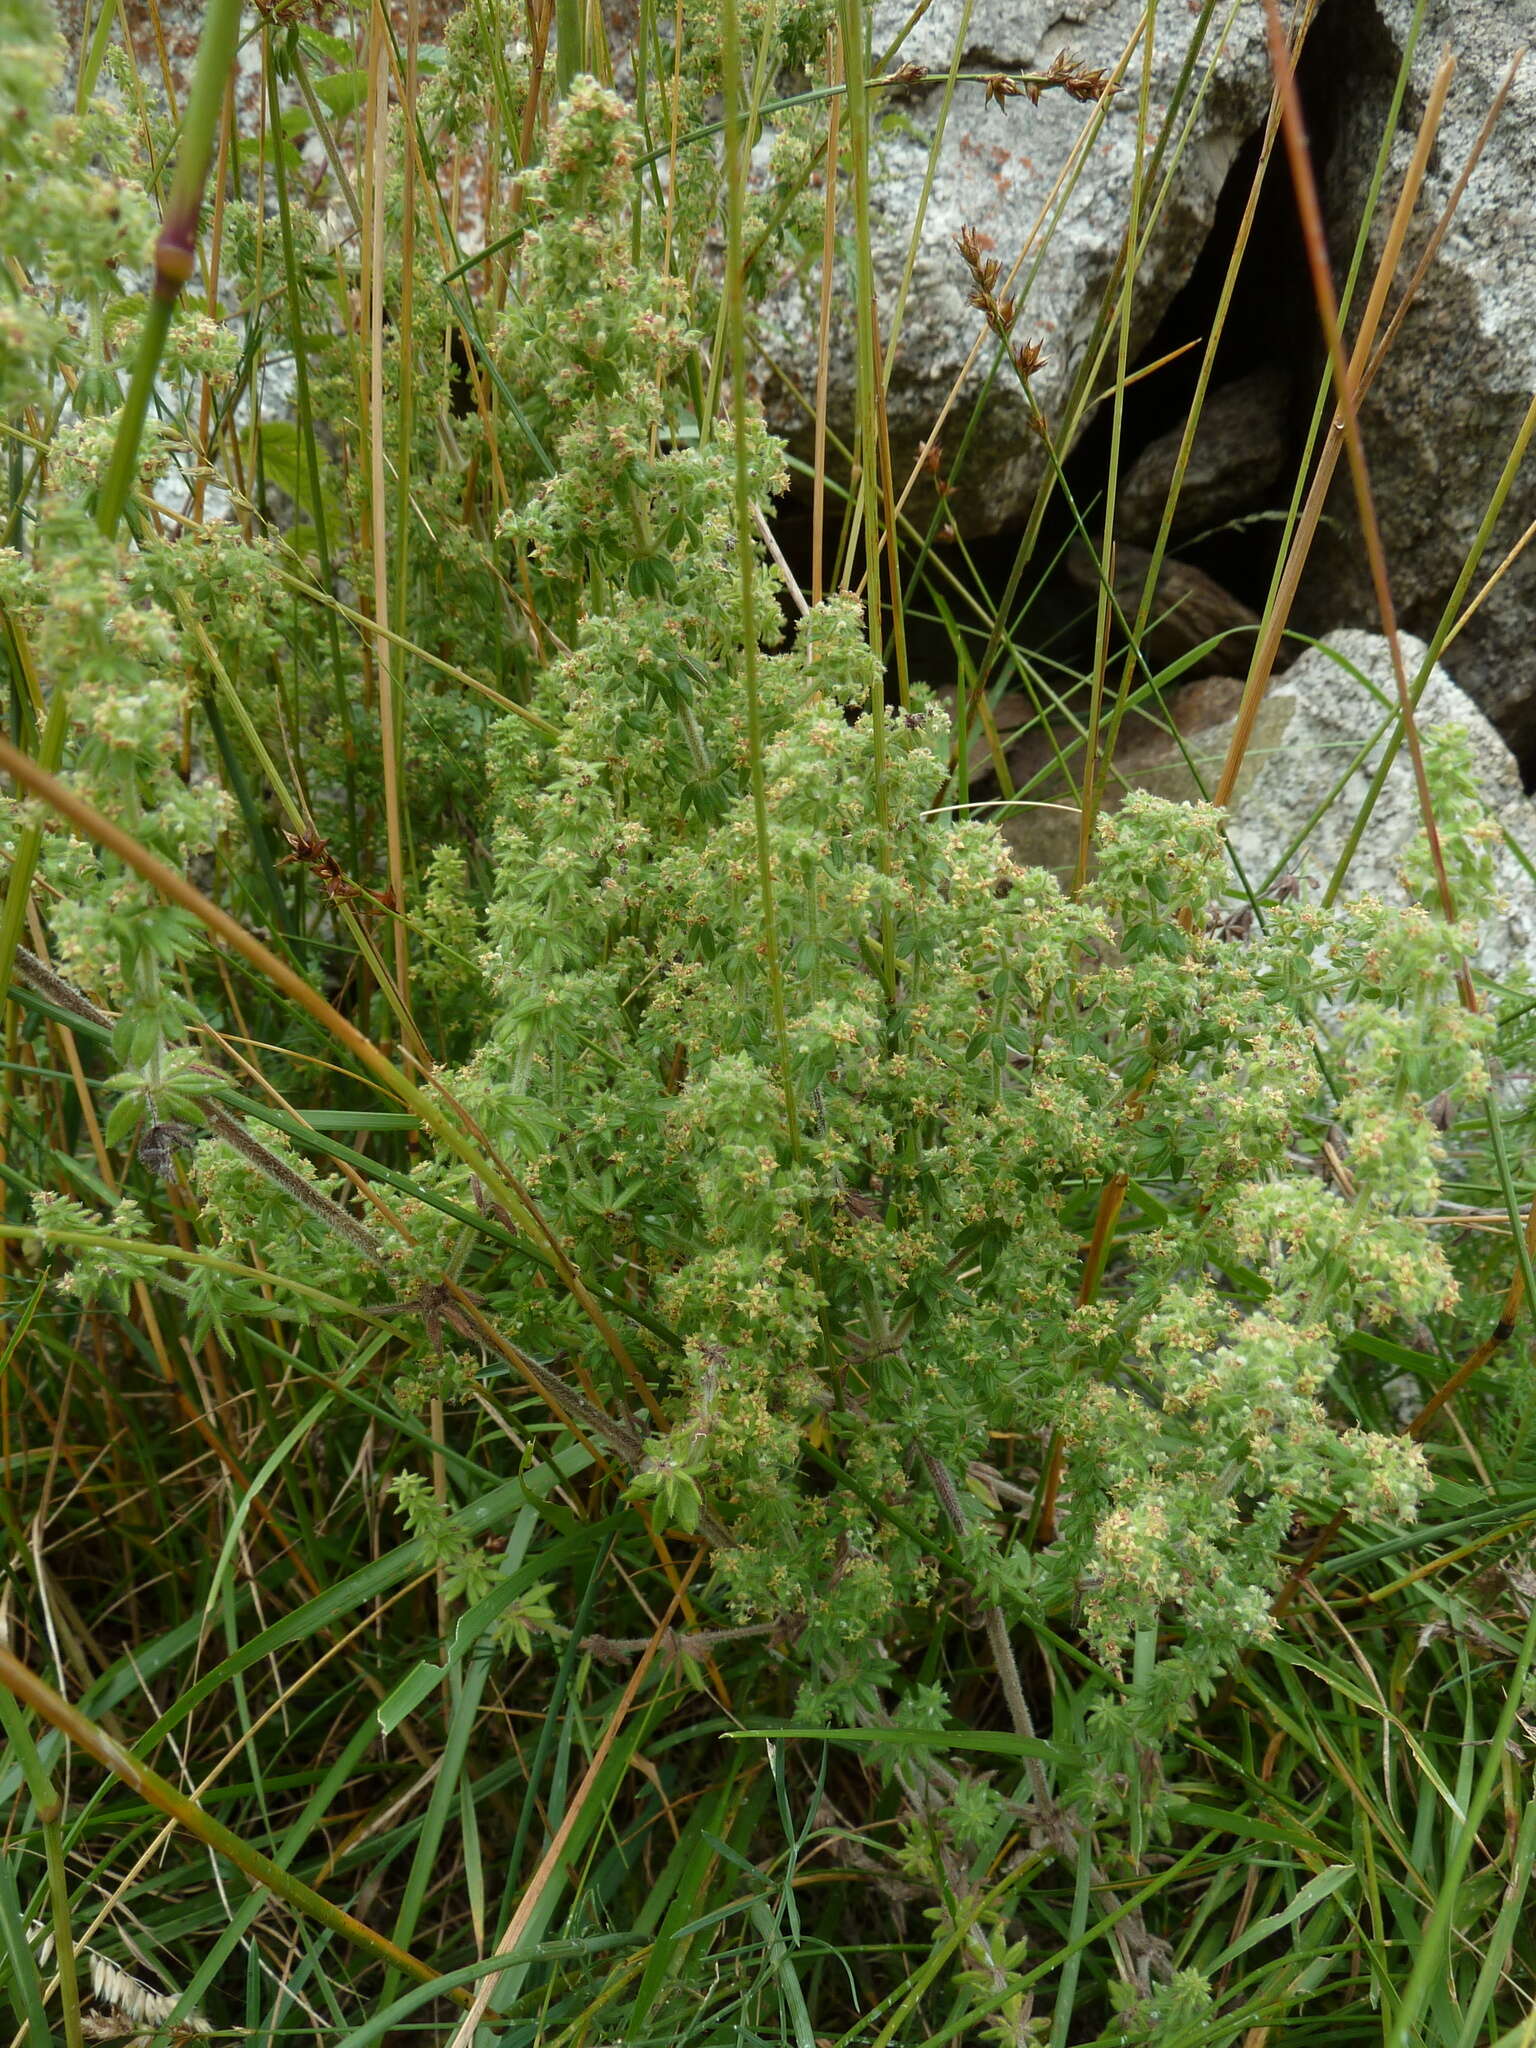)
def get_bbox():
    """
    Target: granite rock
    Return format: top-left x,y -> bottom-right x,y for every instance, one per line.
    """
966,668 -> 1288,880
1225,627 -> 1536,985
965,625 -> 1536,991
1116,368 -> 1292,546
759,0 -> 1275,531
1307,2 -> 1536,761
